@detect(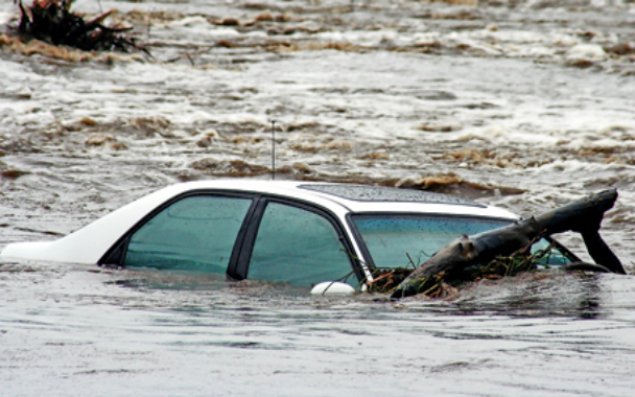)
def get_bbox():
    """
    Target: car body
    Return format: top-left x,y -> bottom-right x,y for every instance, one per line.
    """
0,180 -> 575,291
